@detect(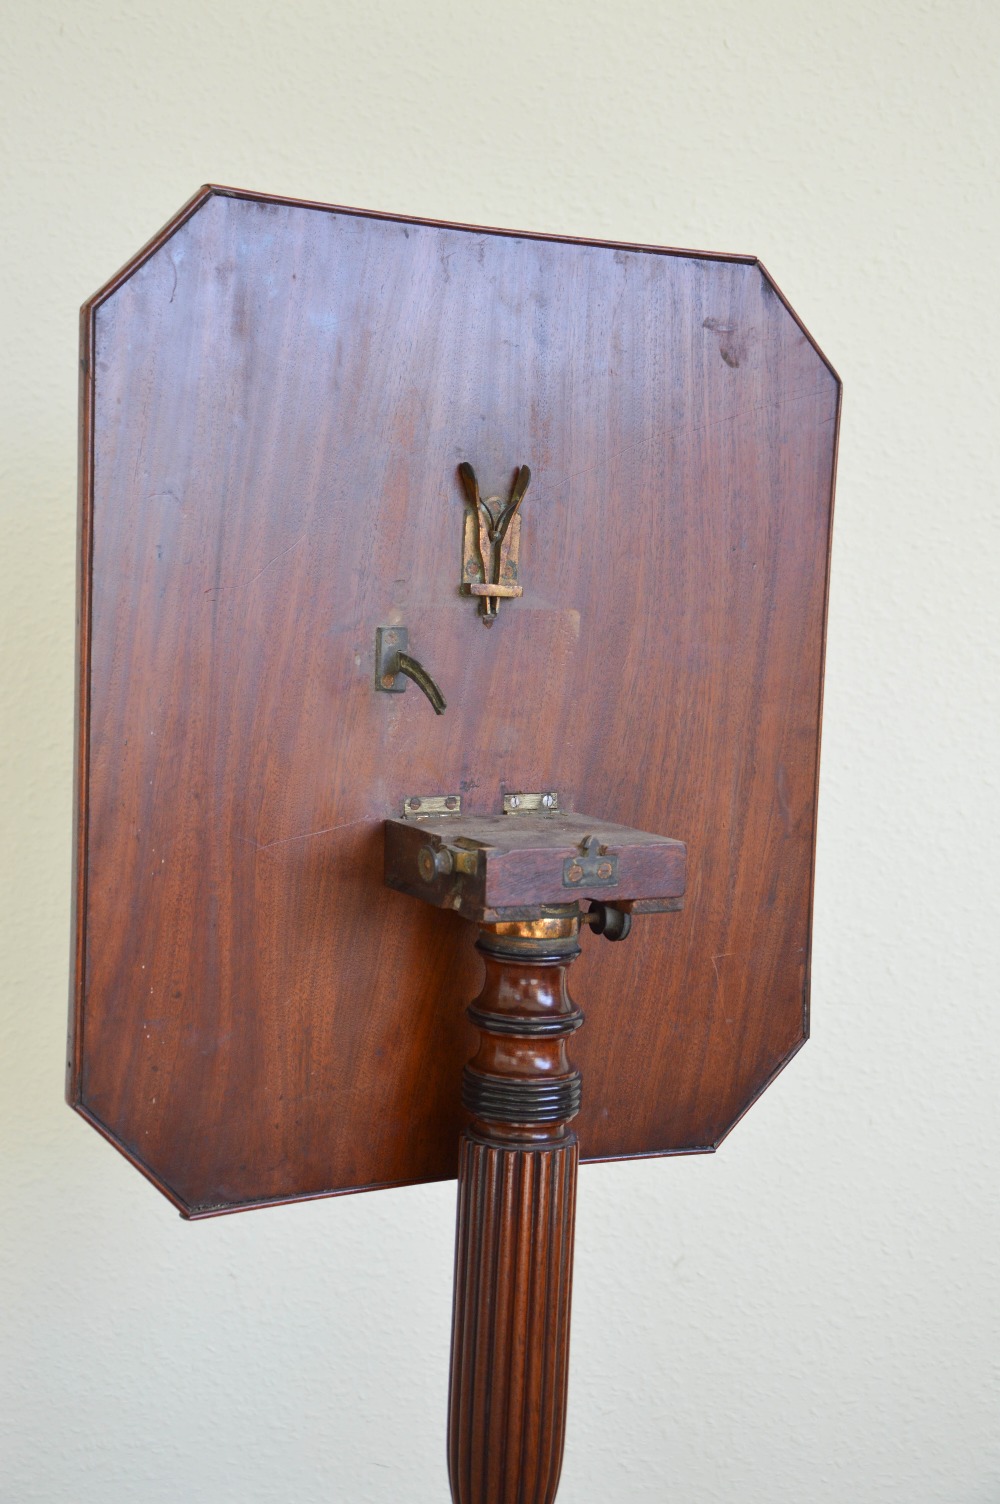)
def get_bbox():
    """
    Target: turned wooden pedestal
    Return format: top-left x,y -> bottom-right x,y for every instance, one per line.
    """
448,915 -> 583,1504
383,807 -> 686,1504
